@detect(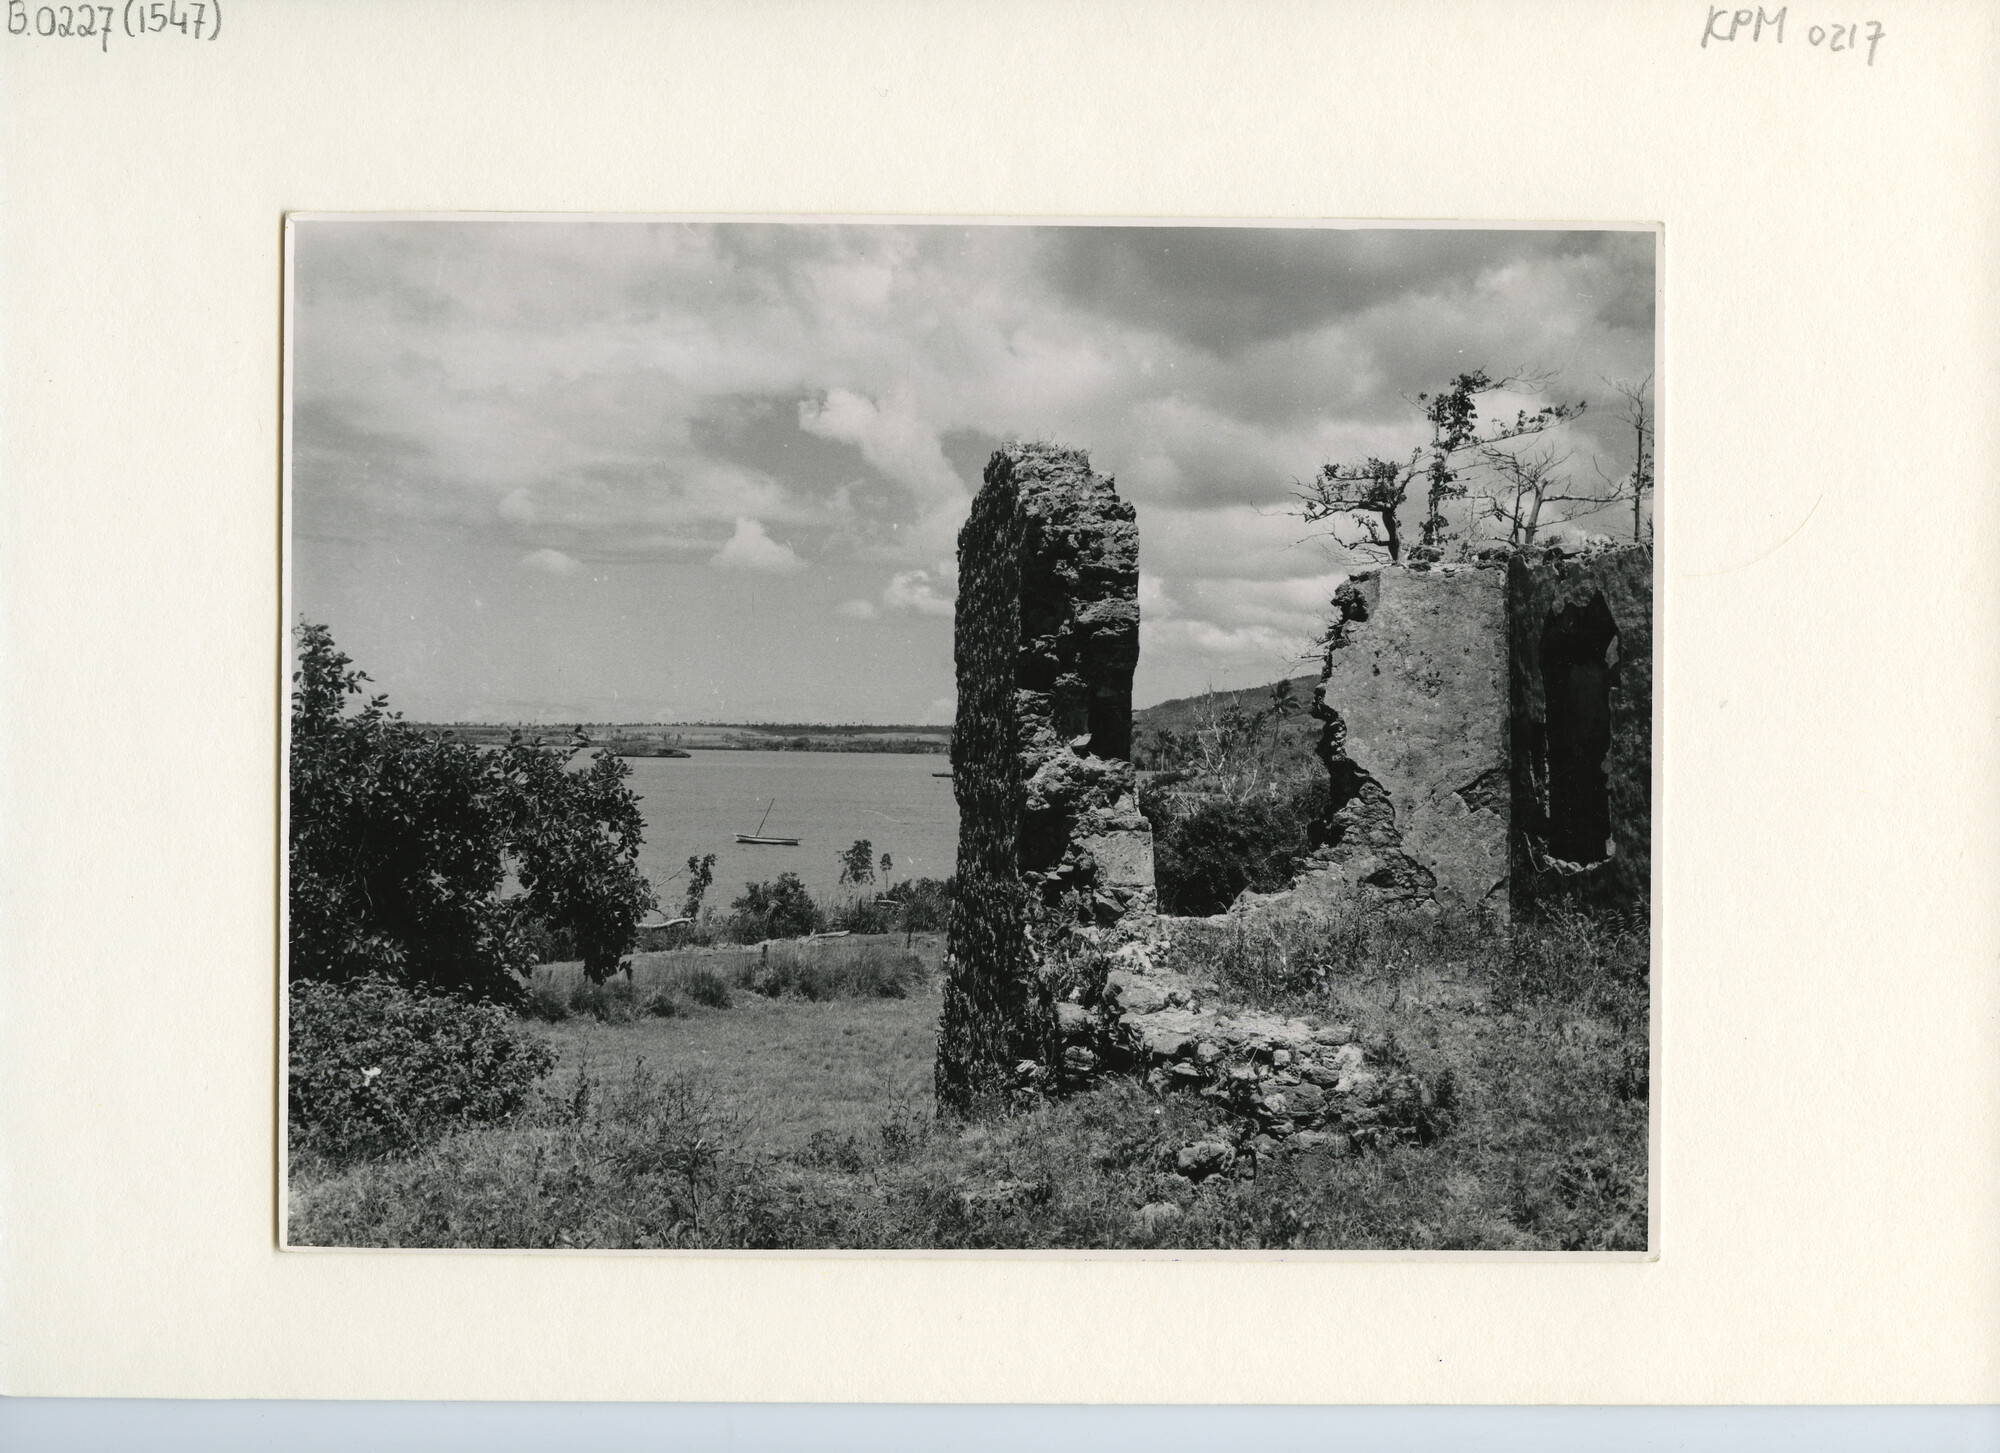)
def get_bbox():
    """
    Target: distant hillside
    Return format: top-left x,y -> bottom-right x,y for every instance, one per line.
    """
1131,674 -> 1321,772
1134,674 -> 1319,735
